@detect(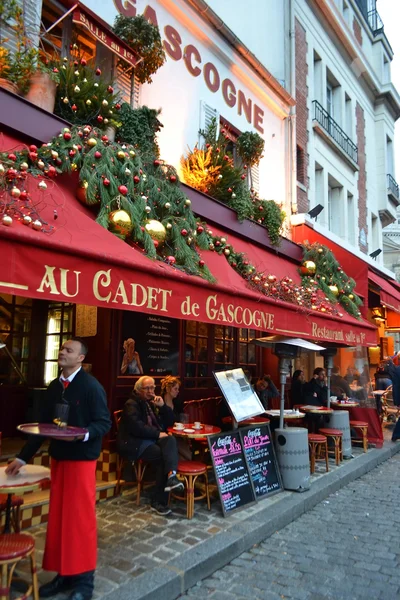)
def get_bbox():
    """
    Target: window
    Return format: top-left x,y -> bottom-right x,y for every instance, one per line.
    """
238,329 -> 257,377
327,174 -> 343,236
44,303 -> 74,385
326,69 -> 341,126
347,192 -> 355,245
383,55 -> 390,84
326,82 -> 334,117
387,135 -> 394,176
313,50 -> 323,105
345,93 -> 352,138
0,294 -> 32,384
185,321 -> 210,388
214,325 -> 235,370
297,146 -> 305,185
